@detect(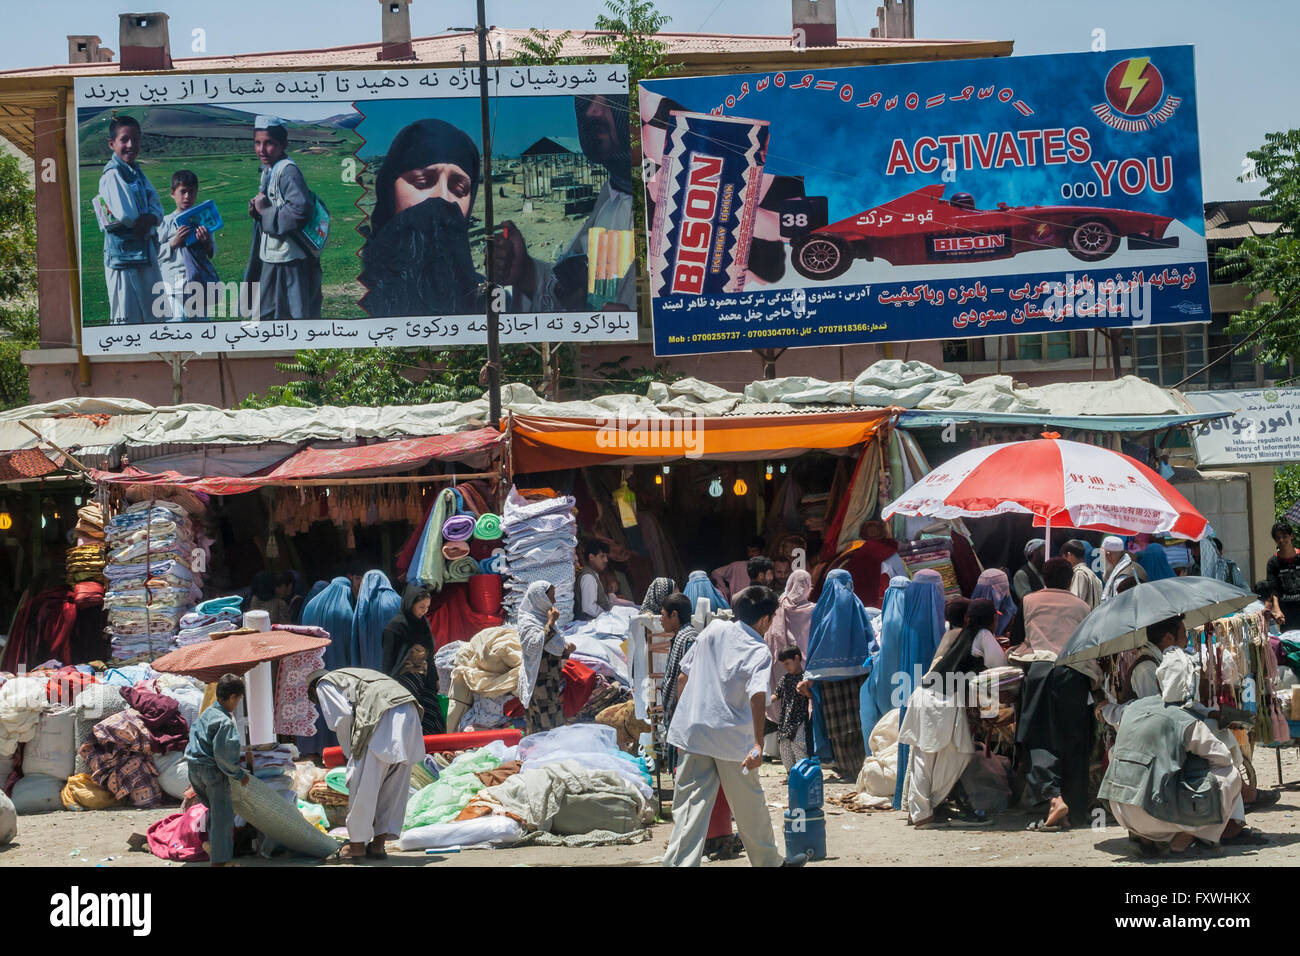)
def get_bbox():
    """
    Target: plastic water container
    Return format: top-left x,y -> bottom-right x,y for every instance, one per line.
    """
783,808 -> 826,861
788,756 -> 824,812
